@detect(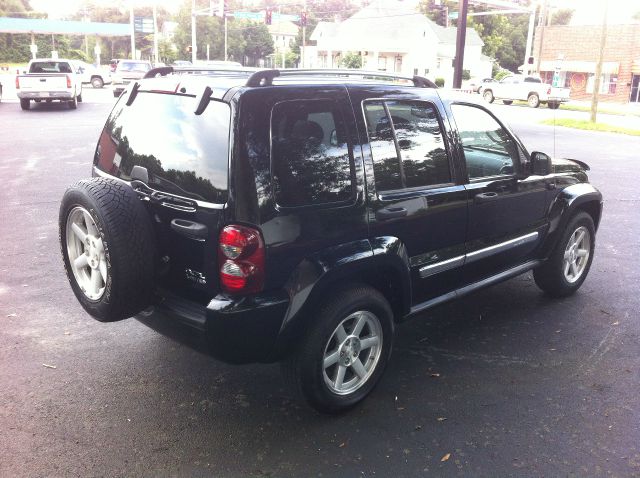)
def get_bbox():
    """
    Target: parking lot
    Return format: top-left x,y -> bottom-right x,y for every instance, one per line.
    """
1,86 -> 639,477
